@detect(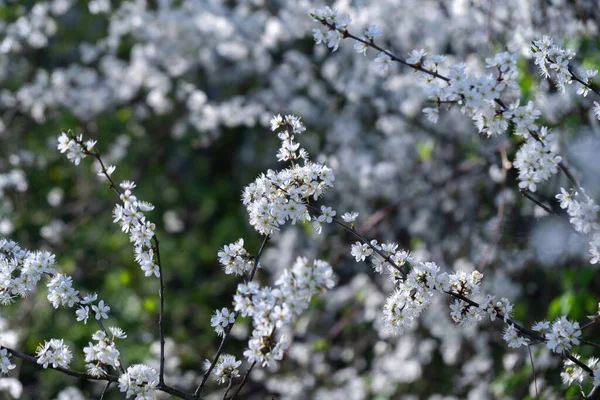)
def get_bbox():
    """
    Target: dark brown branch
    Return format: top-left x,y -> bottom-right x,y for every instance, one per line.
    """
230,361 -> 256,399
